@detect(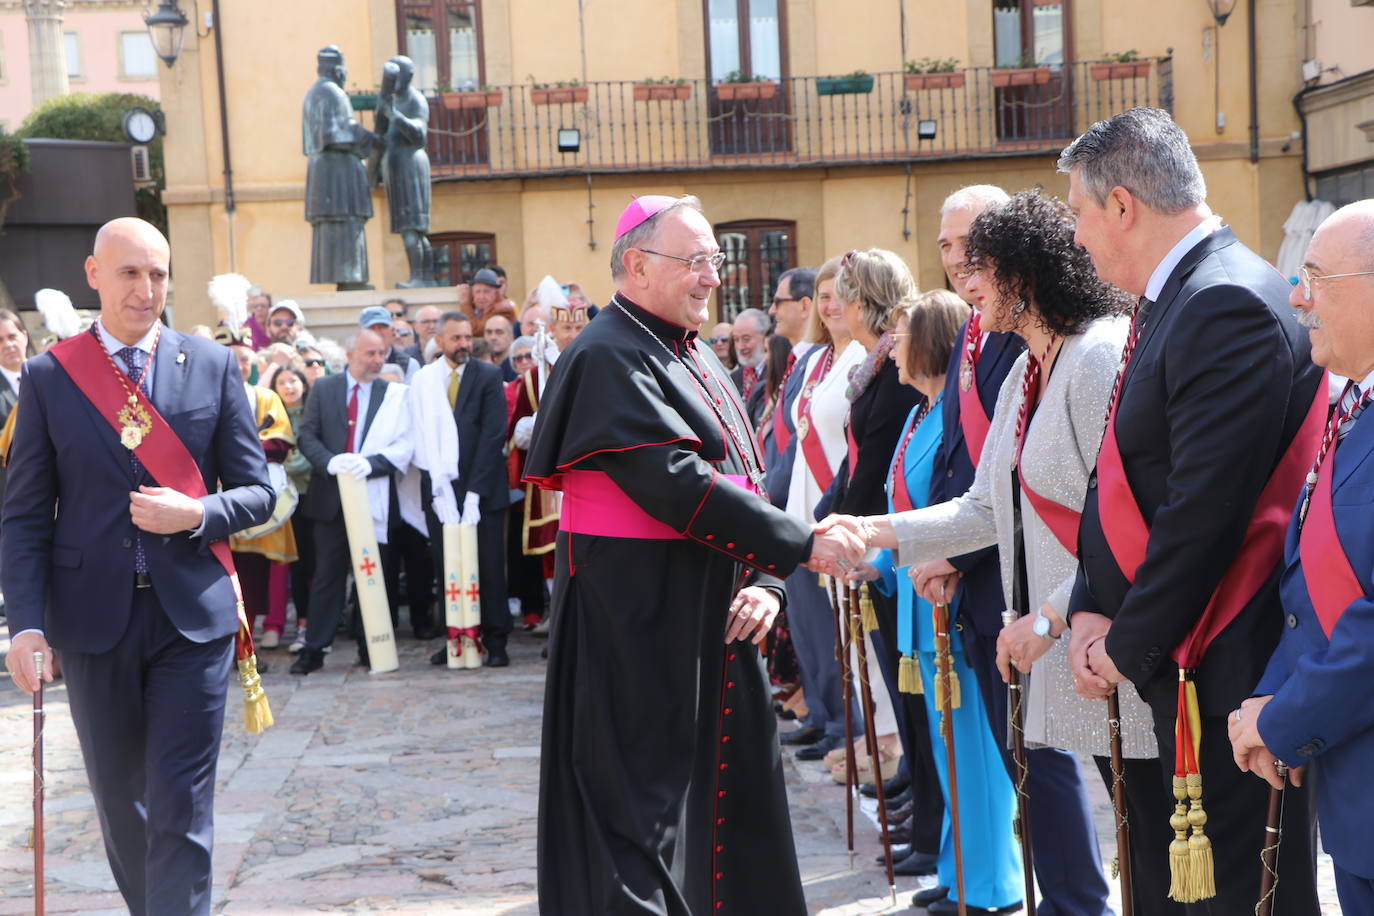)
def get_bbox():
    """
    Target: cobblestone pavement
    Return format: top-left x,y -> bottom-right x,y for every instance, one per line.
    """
1,628 -> 1342,914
